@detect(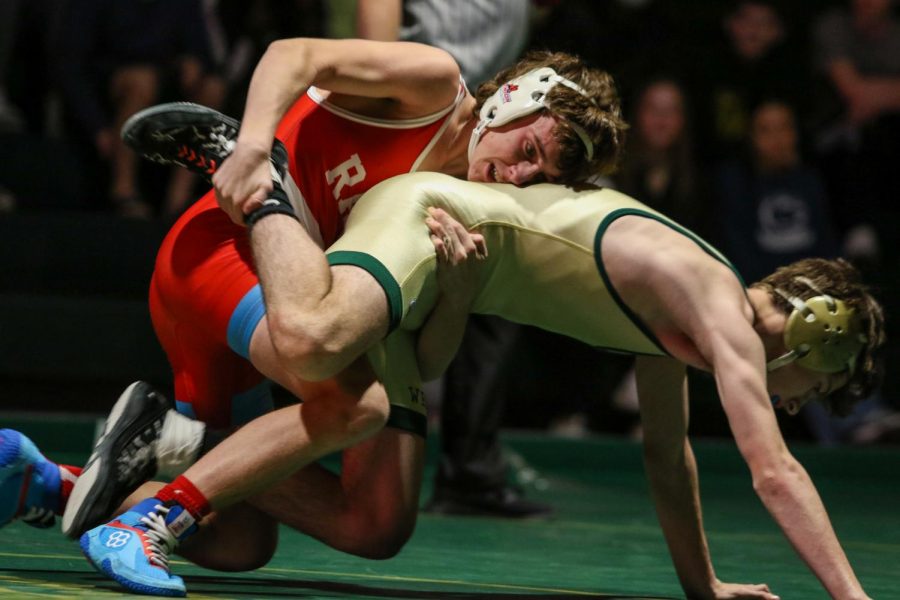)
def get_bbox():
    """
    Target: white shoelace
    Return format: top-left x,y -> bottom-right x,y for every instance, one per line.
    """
209,130 -> 236,155
138,504 -> 179,570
